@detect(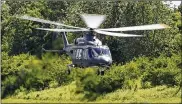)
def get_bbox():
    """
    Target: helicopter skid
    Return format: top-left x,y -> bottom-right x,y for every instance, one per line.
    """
97,66 -> 110,76
66,63 -> 110,75
66,64 -> 75,75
